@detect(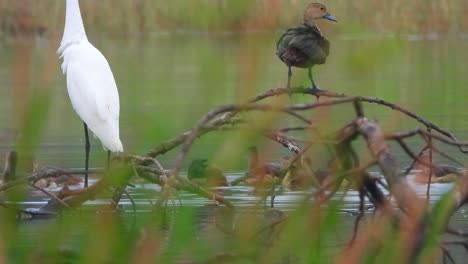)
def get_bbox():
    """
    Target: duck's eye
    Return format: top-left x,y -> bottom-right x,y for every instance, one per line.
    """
320,7 -> 324,10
